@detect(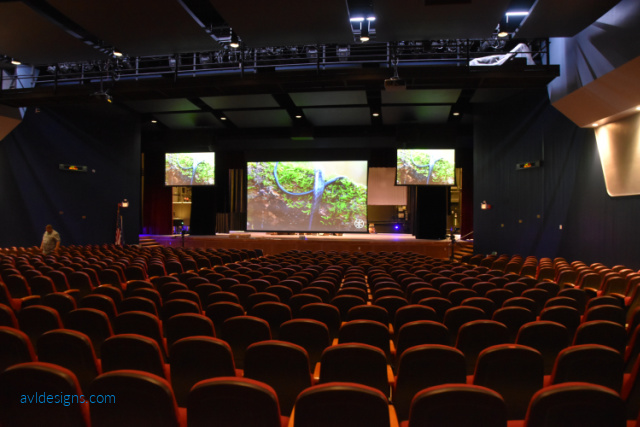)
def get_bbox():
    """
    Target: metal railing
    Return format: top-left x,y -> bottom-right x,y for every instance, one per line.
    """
1,39 -> 549,92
